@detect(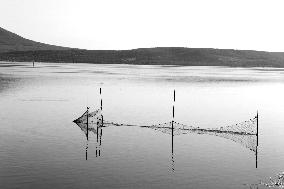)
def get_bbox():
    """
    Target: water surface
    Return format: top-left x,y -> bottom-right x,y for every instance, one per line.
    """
1,62 -> 284,189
